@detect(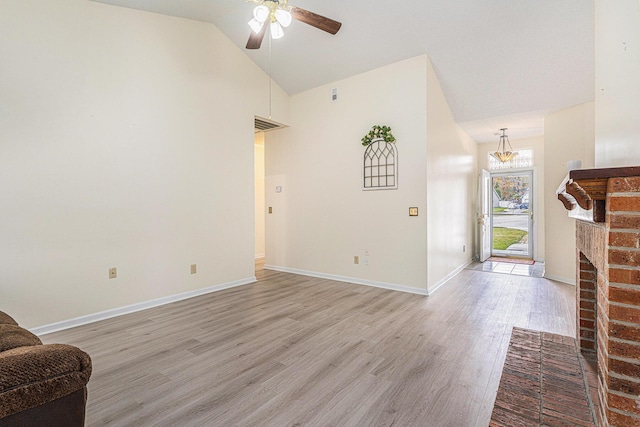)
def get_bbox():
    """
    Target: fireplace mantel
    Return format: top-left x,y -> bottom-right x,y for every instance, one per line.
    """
557,166 -> 640,222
